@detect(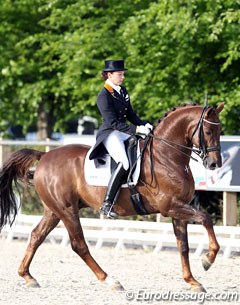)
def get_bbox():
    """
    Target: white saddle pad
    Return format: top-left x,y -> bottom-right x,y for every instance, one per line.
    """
84,145 -> 141,187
